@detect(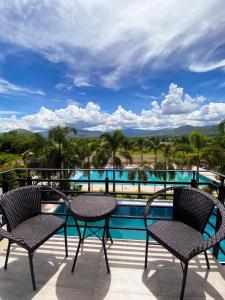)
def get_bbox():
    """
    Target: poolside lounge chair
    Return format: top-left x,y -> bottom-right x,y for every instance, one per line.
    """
0,185 -> 69,290
144,186 -> 225,300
